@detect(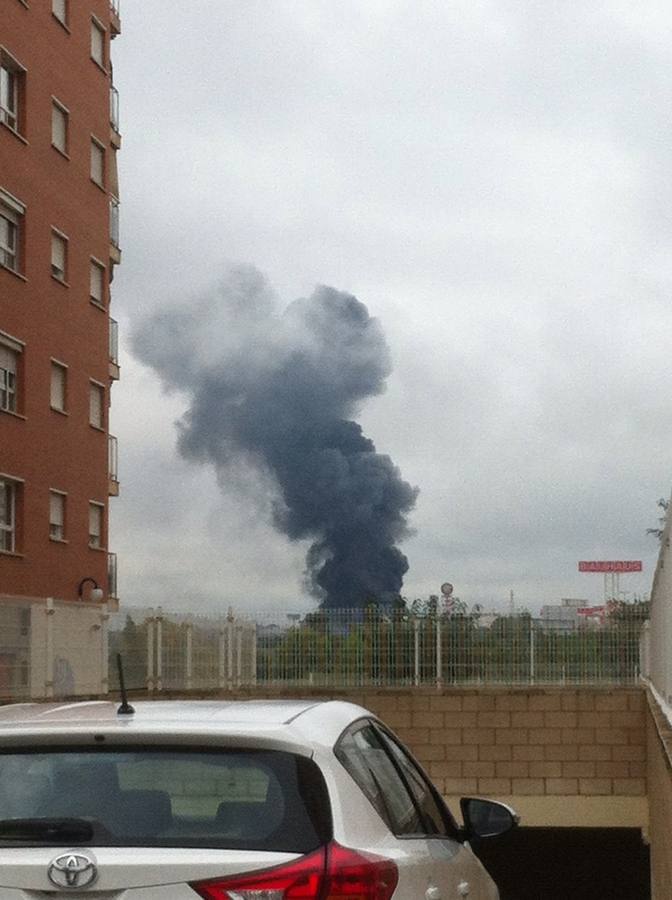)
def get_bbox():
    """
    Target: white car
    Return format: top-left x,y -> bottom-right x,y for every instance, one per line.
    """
0,699 -> 517,898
